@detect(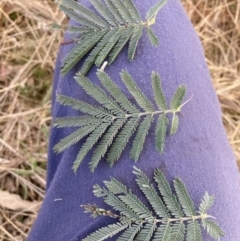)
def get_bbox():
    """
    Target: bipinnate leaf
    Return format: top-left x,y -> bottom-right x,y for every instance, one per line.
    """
53,70 -> 189,172
82,167 -> 224,241
55,0 -> 169,75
